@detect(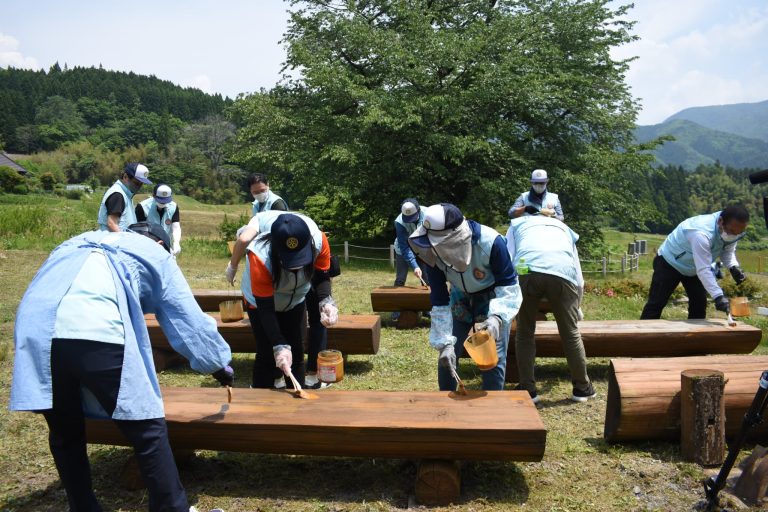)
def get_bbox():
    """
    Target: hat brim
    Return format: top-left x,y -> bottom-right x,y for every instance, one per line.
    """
278,242 -> 313,269
531,178 -> 548,183
155,195 -> 172,204
402,212 -> 419,223
409,225 -> 456,248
